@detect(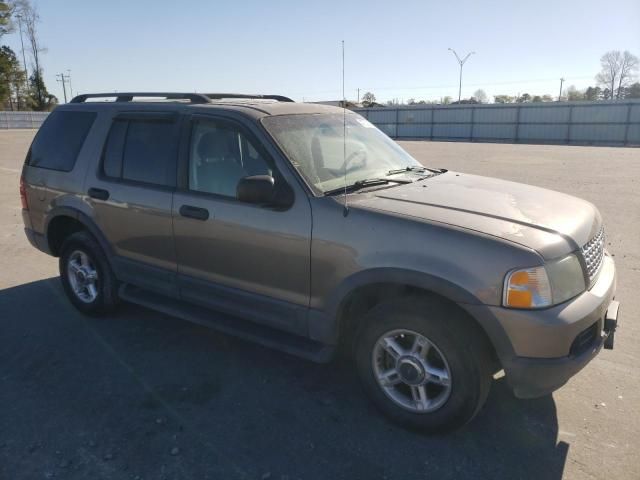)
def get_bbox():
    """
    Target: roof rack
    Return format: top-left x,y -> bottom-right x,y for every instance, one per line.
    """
70,92 -> 294,104
70,92 -> 212,104
205,93 -> 294,102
